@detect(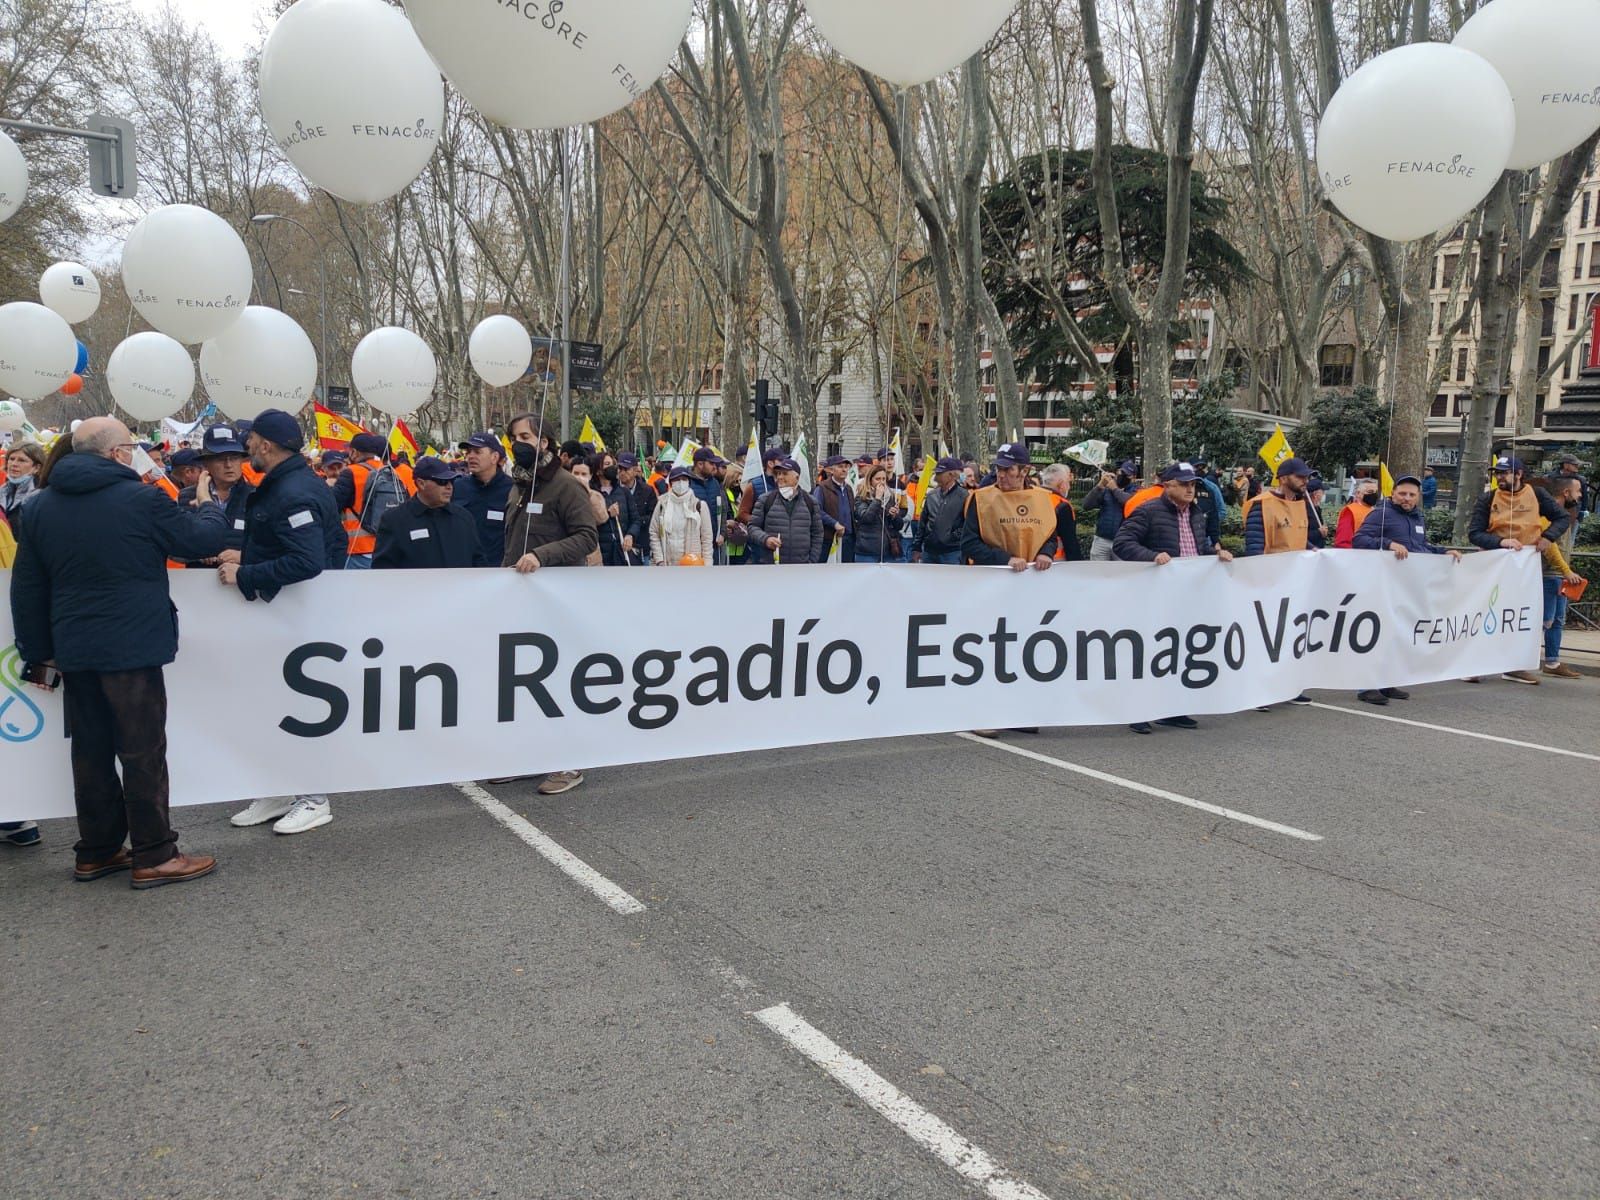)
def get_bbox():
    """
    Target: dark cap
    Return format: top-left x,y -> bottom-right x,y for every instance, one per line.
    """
773,457 -> 800,474
761,448 -> 784,464
616,452 -> 639,468
936,456 -> 965,473
200,424 -> 248,458
692,447 -> 723,465
320,451 -> 348,469
168,448 -> 202,468
1276,456 -> 1311,479
734,445 -> 749,459
251,409 -> 305,452
993,441 -> 1033,468
1307,474 -> 1325,492
854,454 -> 875,466
1555,453 -> 1584,466
821,455 -> 848,468
414,455 -> 462,484
667,465 -> 692,482
1494,455 -> 1524,472
876,446 -> 890,459
349,432 -> 385,456
1393,474 -> 1423,489
459,431 -> 505,455
1159,460 -> 1199,483
1118,459 -> 1140,475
